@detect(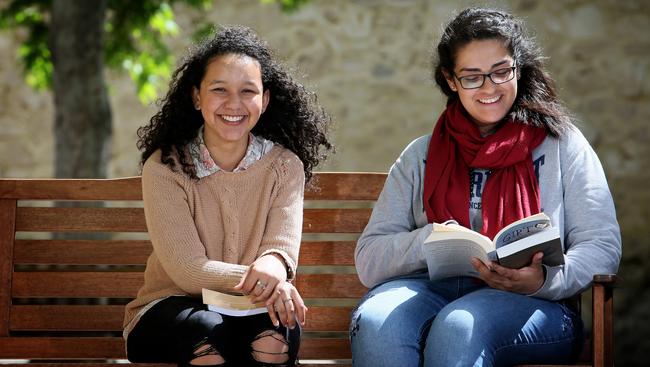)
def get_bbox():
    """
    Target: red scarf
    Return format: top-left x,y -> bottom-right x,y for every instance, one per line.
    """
423,100 -> 547,239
